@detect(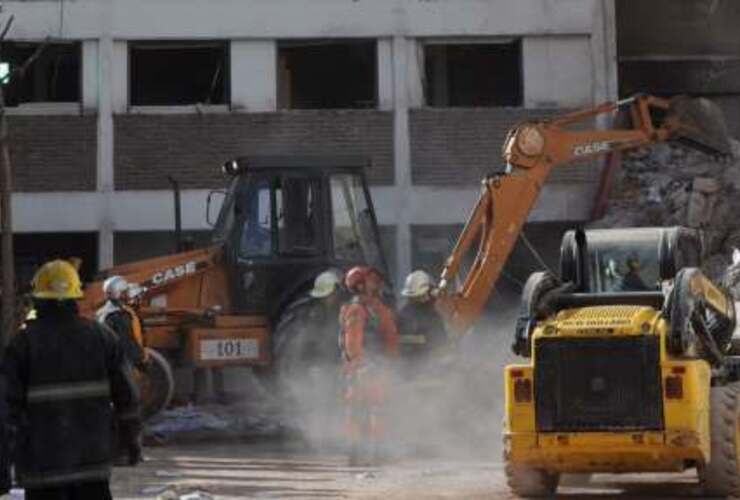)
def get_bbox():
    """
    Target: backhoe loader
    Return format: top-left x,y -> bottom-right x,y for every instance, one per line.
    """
79,94 -> 730,422
79,156 -> 388,417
